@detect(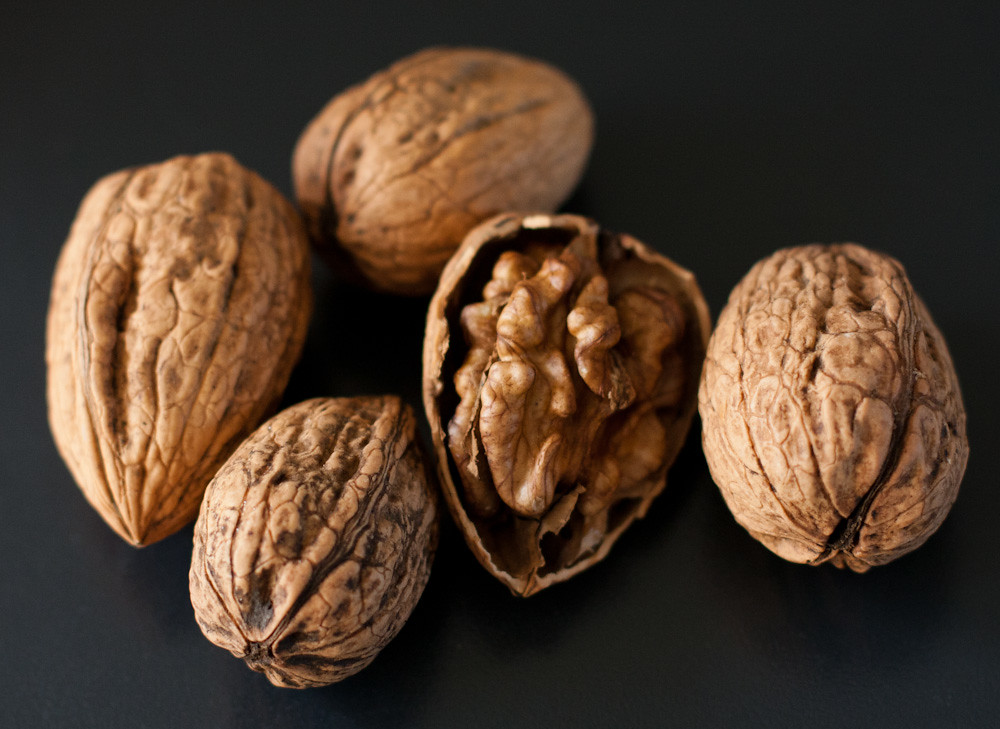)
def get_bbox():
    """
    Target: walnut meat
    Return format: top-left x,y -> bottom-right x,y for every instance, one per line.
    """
46,153 -> 312,546
423,214 -> 710,595
189,396 -> 438,688
699,243 -> 968,571
292,46 -> 594,295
